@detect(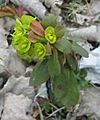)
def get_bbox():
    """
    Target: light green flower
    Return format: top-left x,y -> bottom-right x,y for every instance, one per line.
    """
45,26 -> 56,44
12,34 -> 31,55
14,18 -> 26,35
21,15 -> 36,30
33,43 -> 46,58
21,15 -> 36,25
